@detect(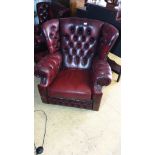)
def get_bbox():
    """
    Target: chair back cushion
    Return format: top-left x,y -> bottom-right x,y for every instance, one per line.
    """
42,18 -> 119,67
37,2 -> 54,25
60,18 -> 103,69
